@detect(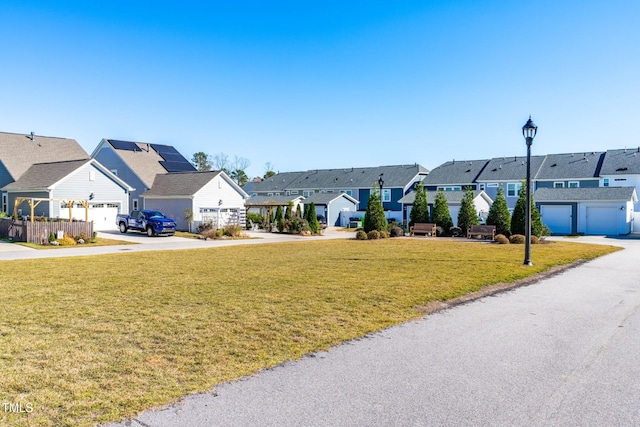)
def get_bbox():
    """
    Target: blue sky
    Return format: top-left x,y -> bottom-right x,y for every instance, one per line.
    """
2,1 -> 639,179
